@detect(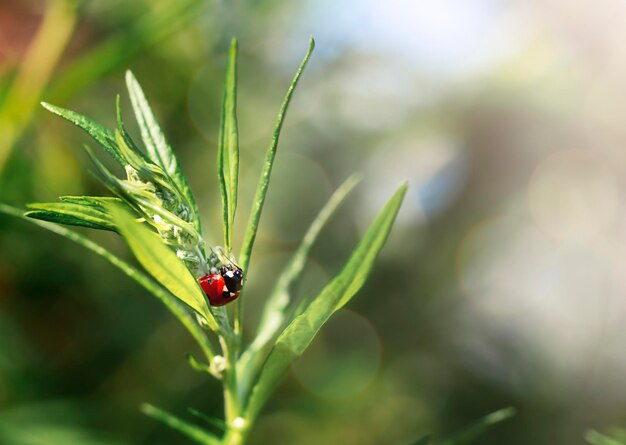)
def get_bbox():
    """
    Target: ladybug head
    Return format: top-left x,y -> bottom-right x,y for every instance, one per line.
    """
221,265 -> 244,292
